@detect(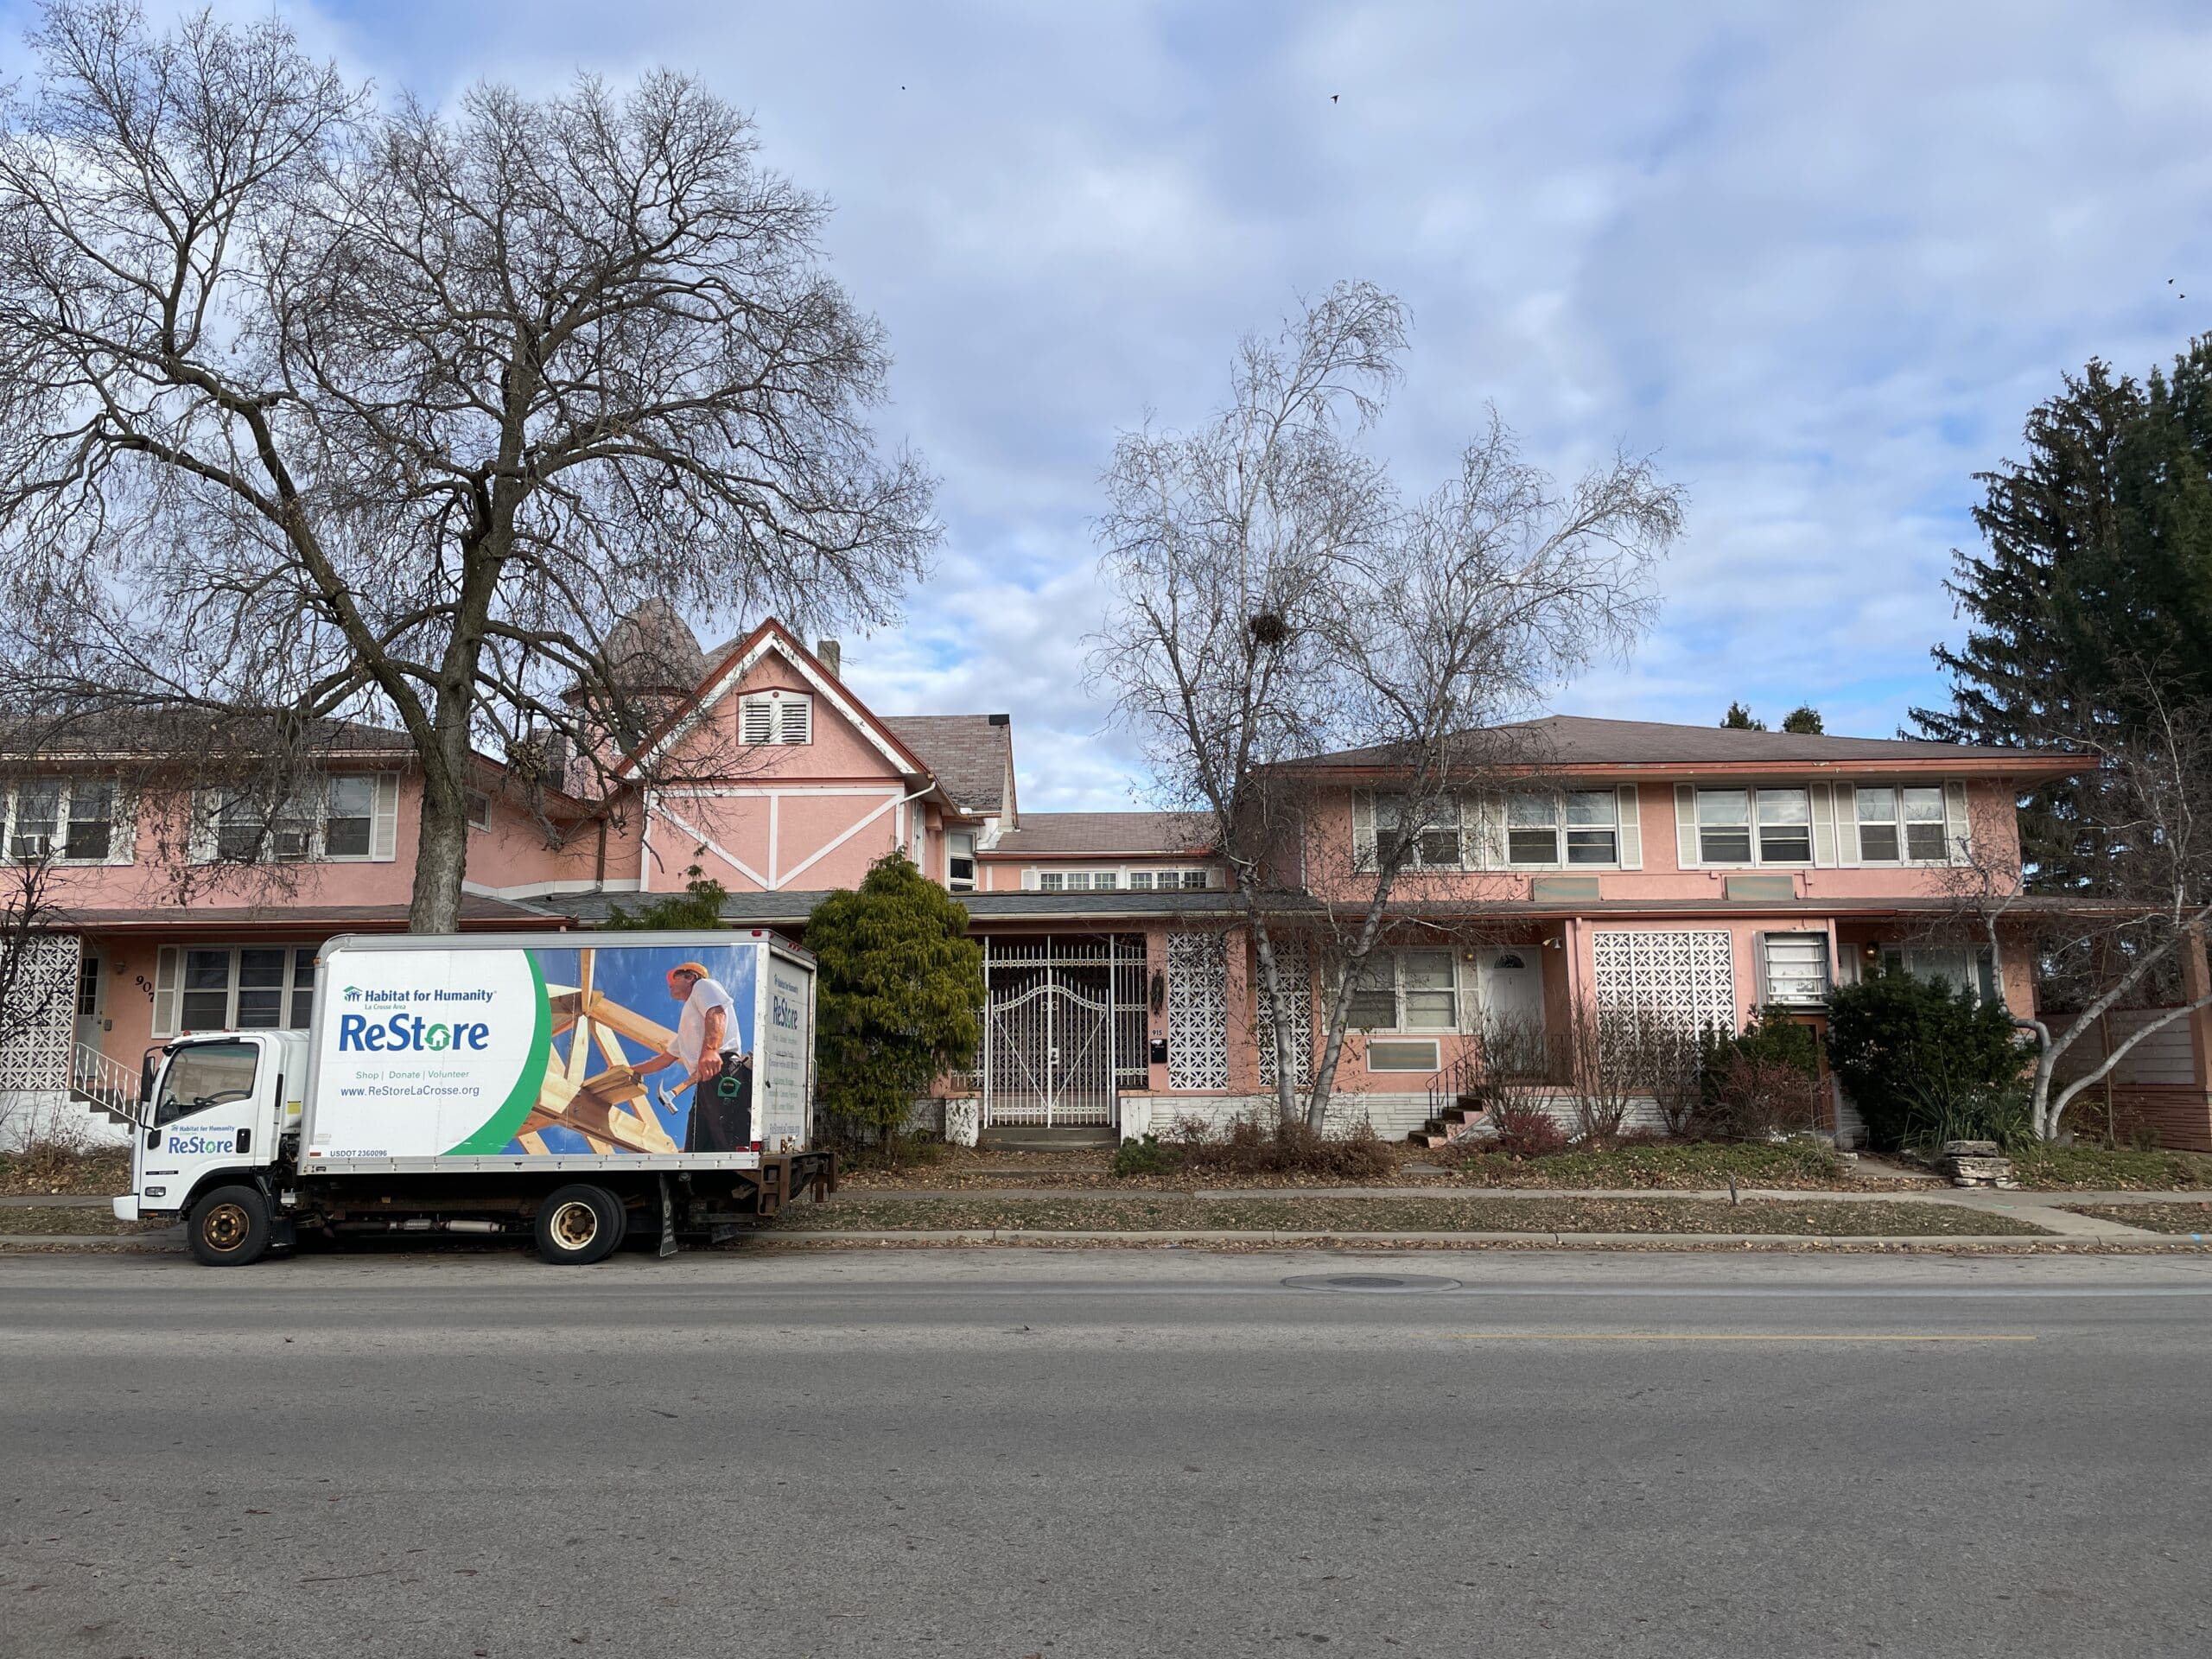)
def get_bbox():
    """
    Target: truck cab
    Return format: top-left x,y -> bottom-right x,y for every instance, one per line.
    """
116,1031 -> 306,1262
